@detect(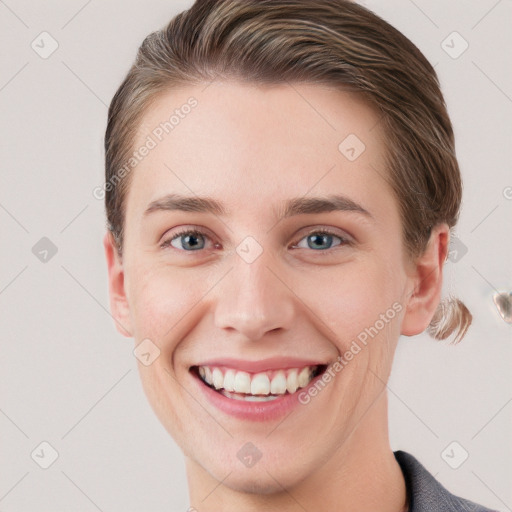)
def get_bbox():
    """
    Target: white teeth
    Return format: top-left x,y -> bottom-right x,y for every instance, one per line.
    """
223,369 -> 236,392
298,367 -> 310,388
234,371 -> 251,394
197,365 -> 319,397
220,390 -> 280,401
250,373 -> 270,395
212,368 -> 223,390
270,370 -> 287,394
243,394 -> 278,402
286,369 -> 299,393
203,366 -> 213,385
